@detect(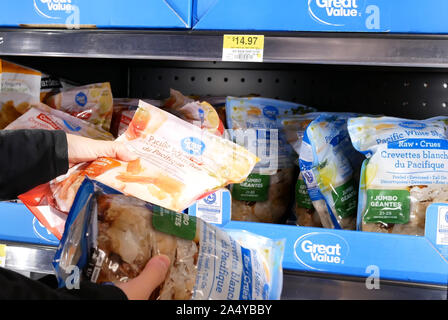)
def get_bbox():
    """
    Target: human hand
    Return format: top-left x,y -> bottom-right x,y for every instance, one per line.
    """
66,134 -> 138,166
115,254 -> 171,300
